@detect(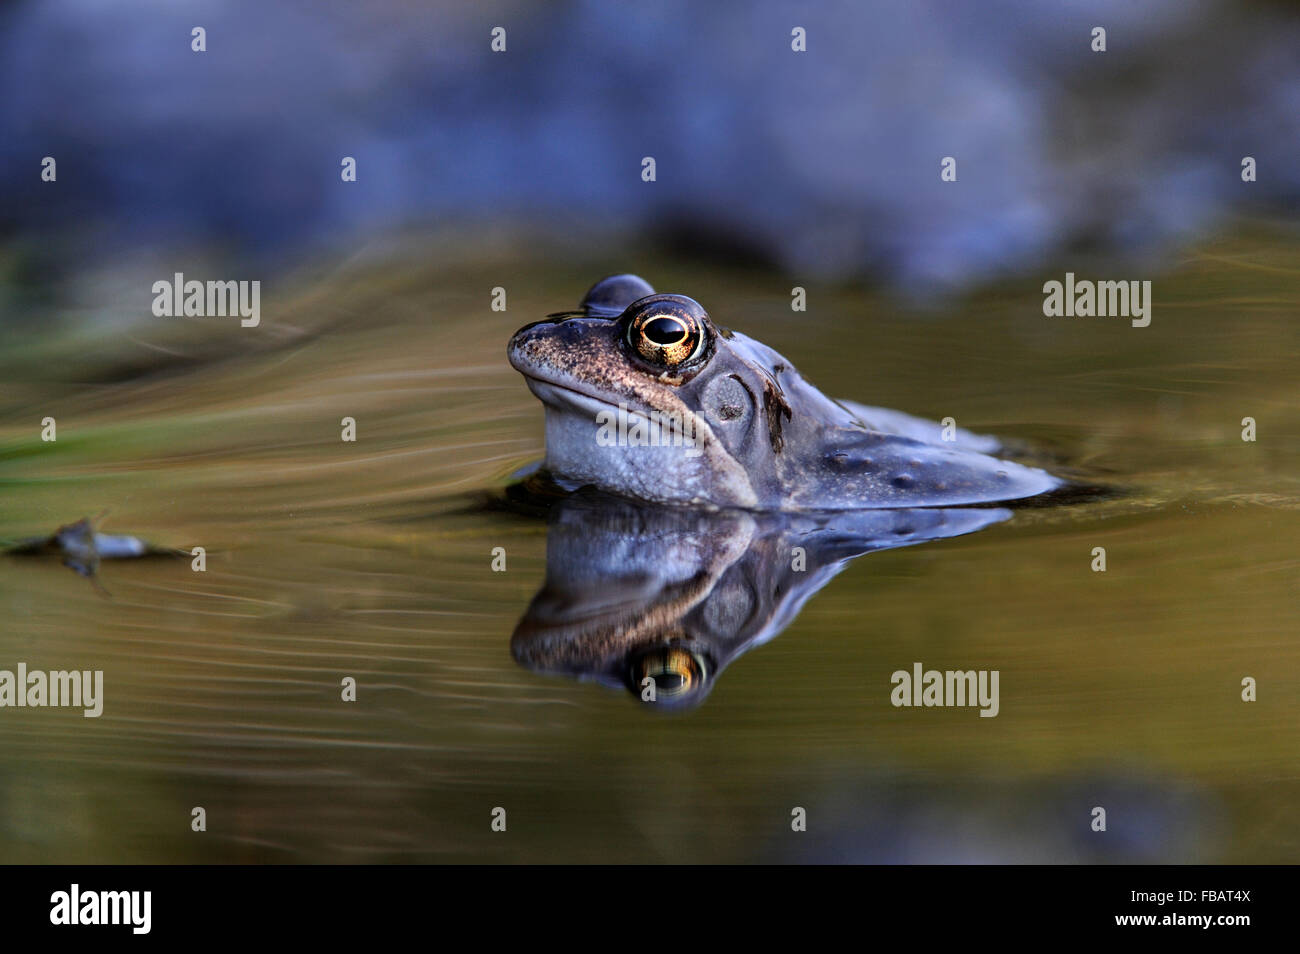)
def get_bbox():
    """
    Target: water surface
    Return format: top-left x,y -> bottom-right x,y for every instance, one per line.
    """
1,233 -> 1296,862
